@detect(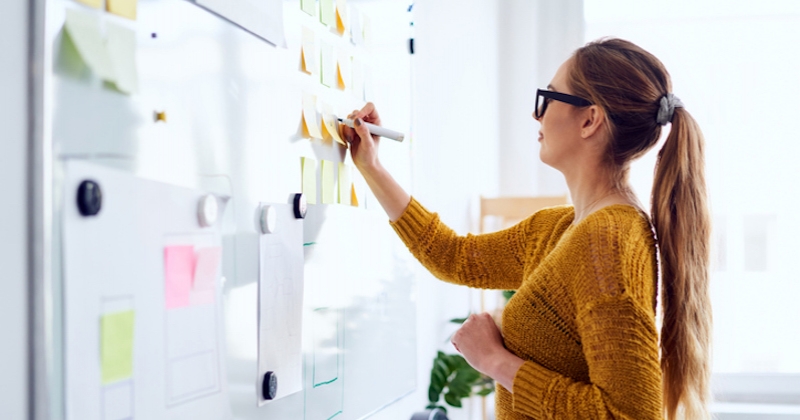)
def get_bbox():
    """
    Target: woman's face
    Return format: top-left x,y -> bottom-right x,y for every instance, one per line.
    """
533,59 -> 586,171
